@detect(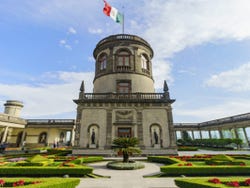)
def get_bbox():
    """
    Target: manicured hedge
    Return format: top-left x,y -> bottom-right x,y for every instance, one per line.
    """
178,146 -> 198,151
71,156 -> 103,164
148,156 -> 182,164
161,166 -> 250,176
175,177 -> 250,188
205,154 -> 245,165
0,178 -> 80,188
0,166 -> 93,177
